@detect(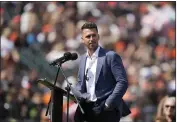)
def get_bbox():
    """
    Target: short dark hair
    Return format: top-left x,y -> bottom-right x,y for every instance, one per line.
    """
81,22 -> 98,32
